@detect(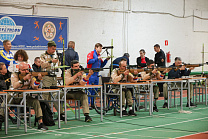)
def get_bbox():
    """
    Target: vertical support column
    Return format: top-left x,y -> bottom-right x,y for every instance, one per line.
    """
64,88 -> 67,124
58,90 -> 60,128
24,92 -> 27,133
120,85 -> 123,118
100,86 -> 103,122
